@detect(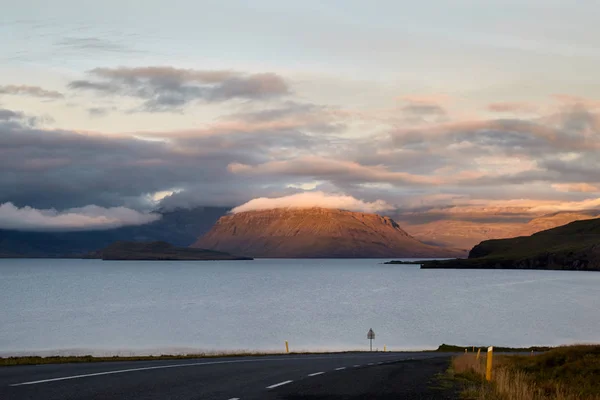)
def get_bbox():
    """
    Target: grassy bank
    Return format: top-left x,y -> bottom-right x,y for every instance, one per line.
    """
450,345 -> 600,399
0,349 -> 384,367
0,351 -> 276,367
436,344 -> 552,353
